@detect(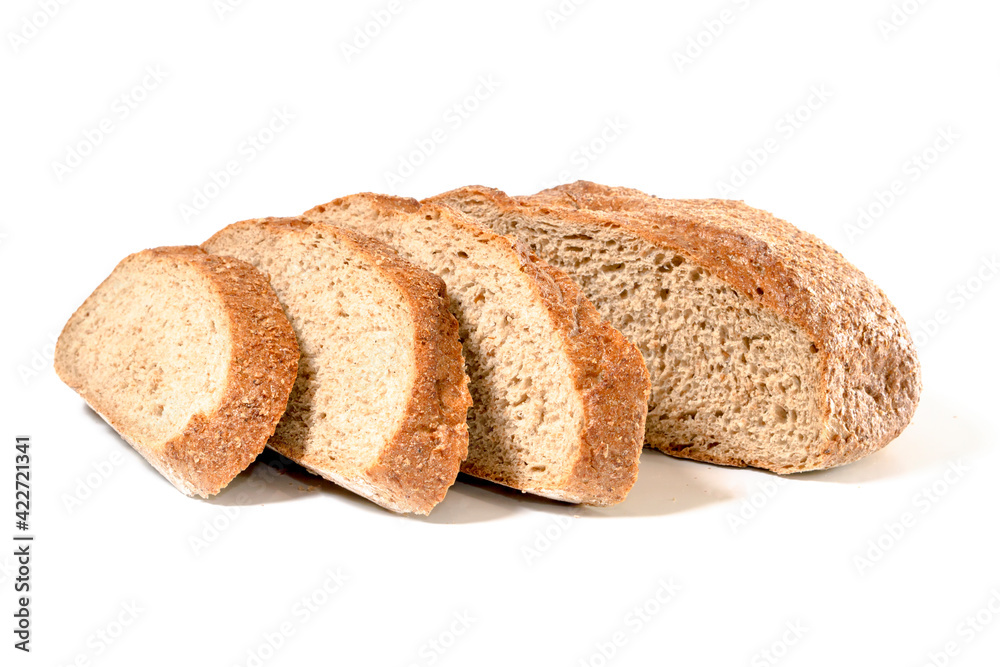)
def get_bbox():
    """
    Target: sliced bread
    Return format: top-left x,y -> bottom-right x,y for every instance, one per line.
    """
302,195 -> 650,506
54,246 -> 300,497
202,217 -> 471,515
428,183 -> 922,473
